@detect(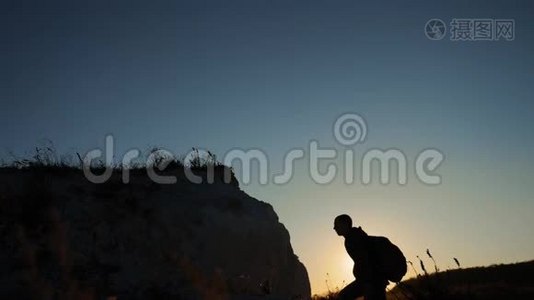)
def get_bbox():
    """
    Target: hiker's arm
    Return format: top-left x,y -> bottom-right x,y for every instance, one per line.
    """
349,242 -> 373,281
357,239 -> 382,281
